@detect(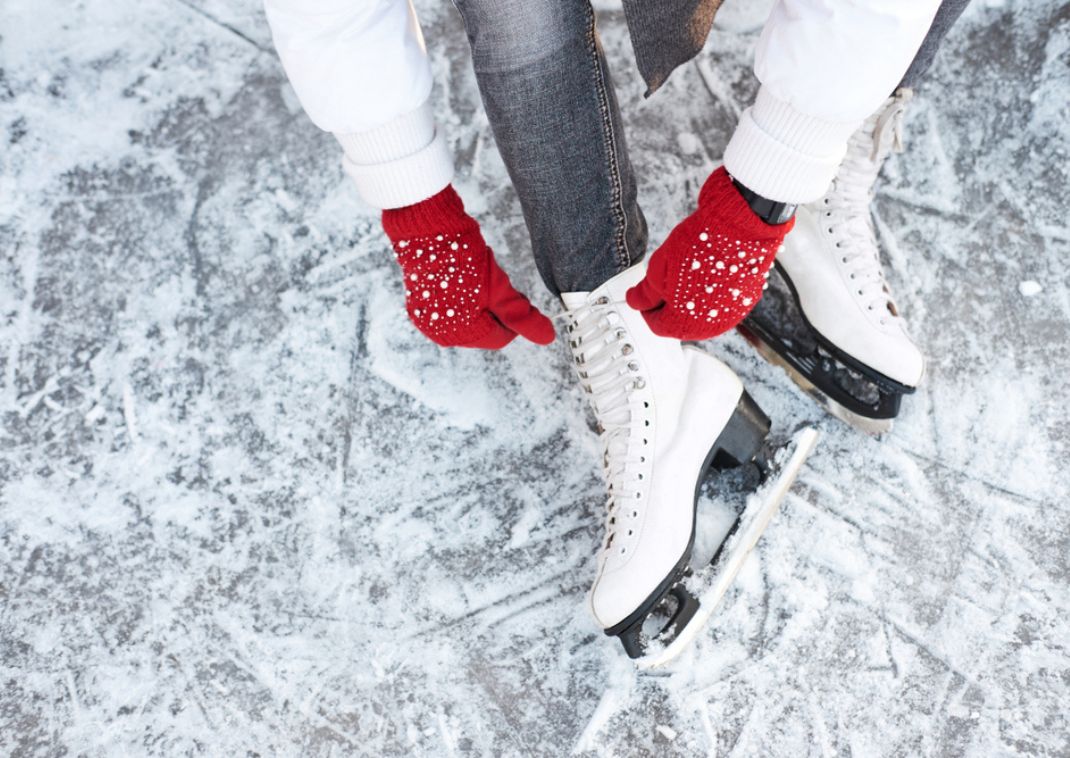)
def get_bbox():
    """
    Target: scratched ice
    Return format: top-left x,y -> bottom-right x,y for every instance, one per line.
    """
1,0 -> 1067,755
